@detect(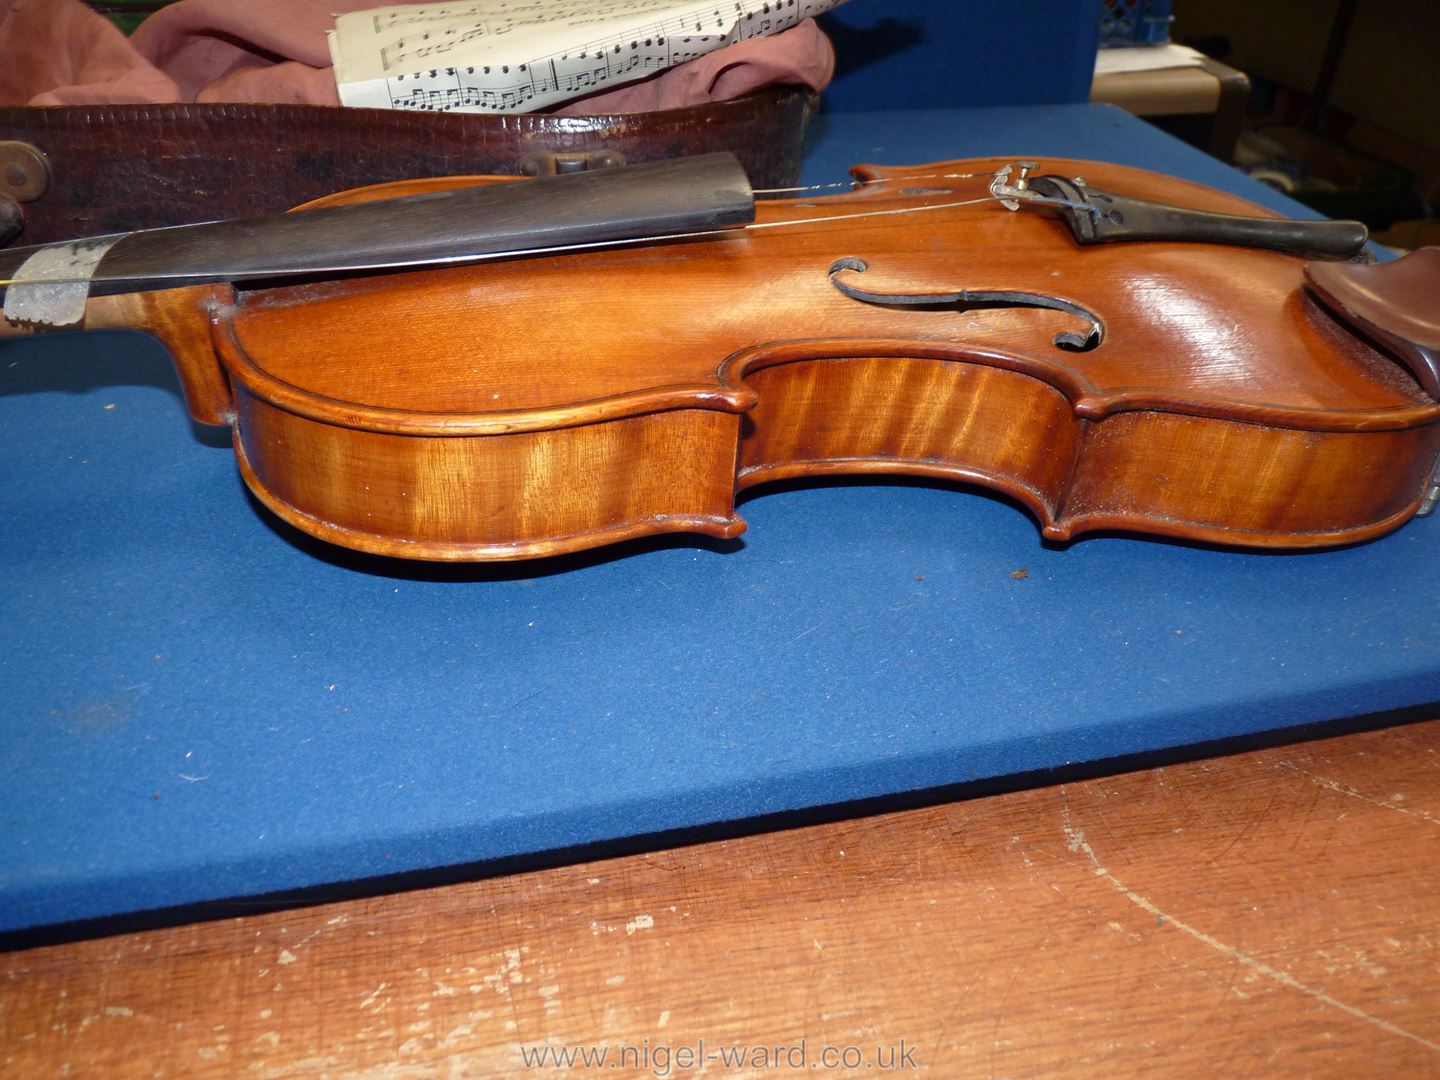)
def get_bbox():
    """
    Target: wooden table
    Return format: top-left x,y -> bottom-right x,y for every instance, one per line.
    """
4,716 -> 1438,1077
